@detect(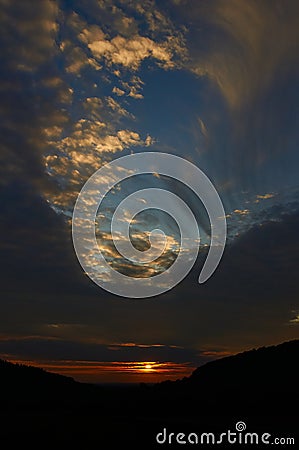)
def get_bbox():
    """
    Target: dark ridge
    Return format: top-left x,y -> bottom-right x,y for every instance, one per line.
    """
0,358 -> 75,384
188,338 -> 299,387
0,358 -> 99,407
155,339 -> 299,410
